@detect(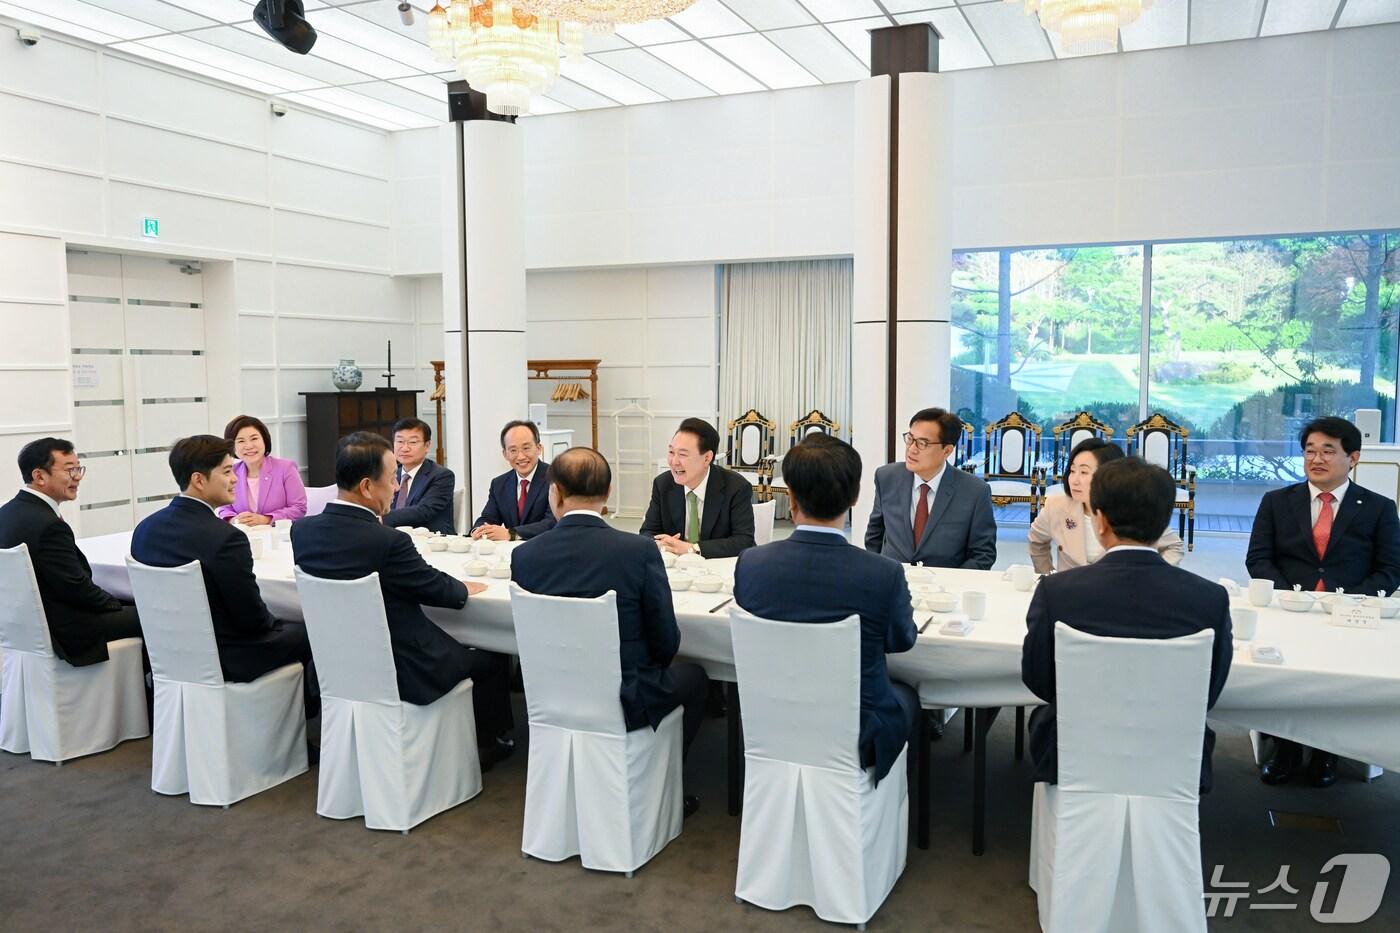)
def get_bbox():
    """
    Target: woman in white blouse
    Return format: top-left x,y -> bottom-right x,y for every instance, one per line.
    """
1028,437 -> 1185,573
